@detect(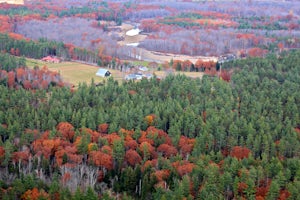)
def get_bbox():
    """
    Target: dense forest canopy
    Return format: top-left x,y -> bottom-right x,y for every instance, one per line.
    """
0,50 -> 300,199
